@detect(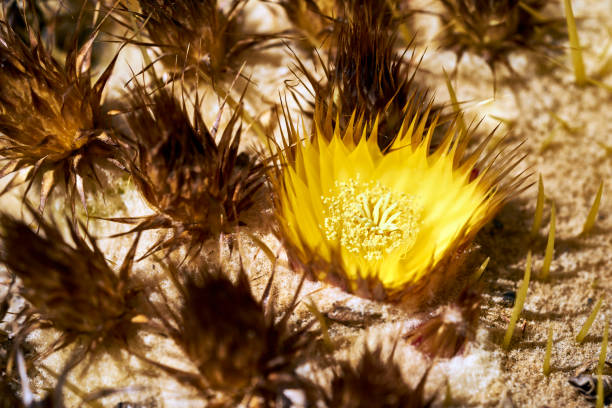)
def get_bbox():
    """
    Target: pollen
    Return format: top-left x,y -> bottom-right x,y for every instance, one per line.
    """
322,177 -> 421,261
